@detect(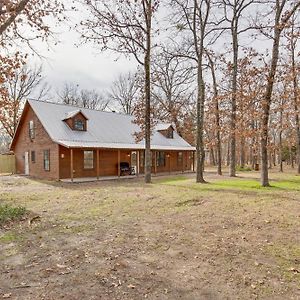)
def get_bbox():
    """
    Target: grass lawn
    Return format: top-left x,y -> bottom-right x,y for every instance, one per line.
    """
0,169 -> 299,299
